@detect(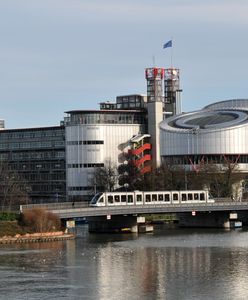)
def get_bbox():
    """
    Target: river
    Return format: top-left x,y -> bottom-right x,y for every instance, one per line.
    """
0,225 -> 248,300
